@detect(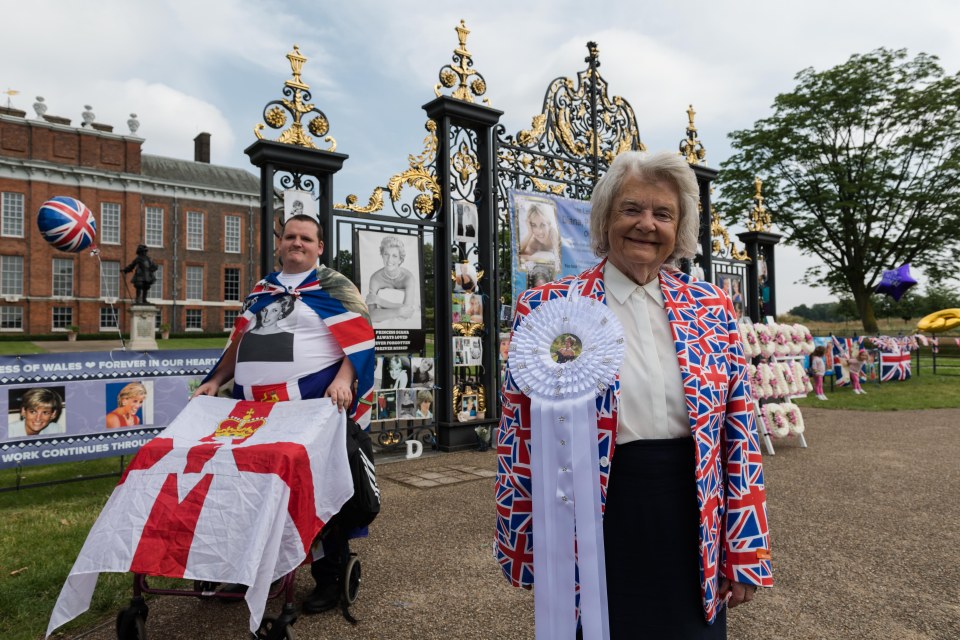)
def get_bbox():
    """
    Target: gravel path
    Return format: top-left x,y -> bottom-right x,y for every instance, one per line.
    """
63,407 -> 960,640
